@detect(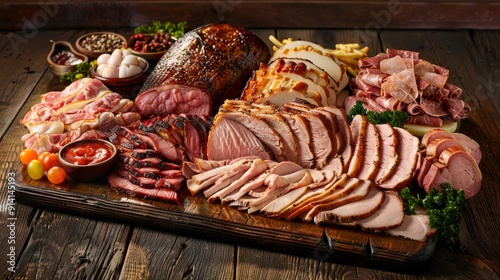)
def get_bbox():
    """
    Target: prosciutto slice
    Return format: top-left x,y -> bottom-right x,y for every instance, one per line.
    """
349,48 -> 472,130
381,68 -> 419,103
